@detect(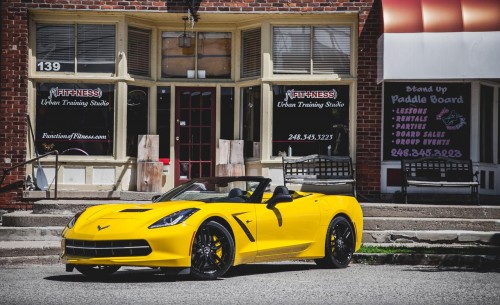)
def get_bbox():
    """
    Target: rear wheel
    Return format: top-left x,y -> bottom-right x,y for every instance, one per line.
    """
190,221 -> 235,280
315,216 -> 355,268
74,265 -> 121,278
